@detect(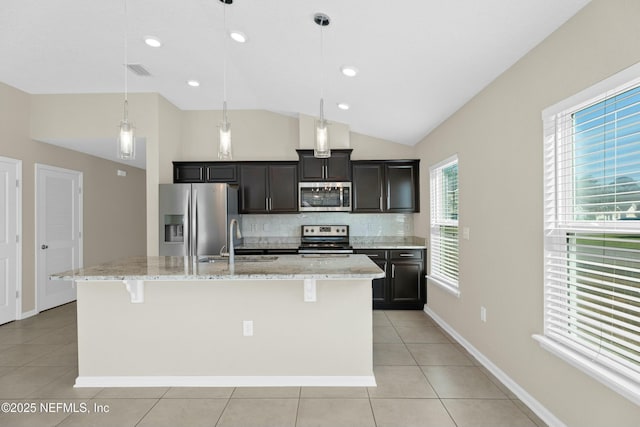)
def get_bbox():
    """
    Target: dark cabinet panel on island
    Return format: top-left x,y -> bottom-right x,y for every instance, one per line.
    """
356,248 -> 425,309
297,149 -> 352,181
239,162 -> 298,214
352,160 -> 420,213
